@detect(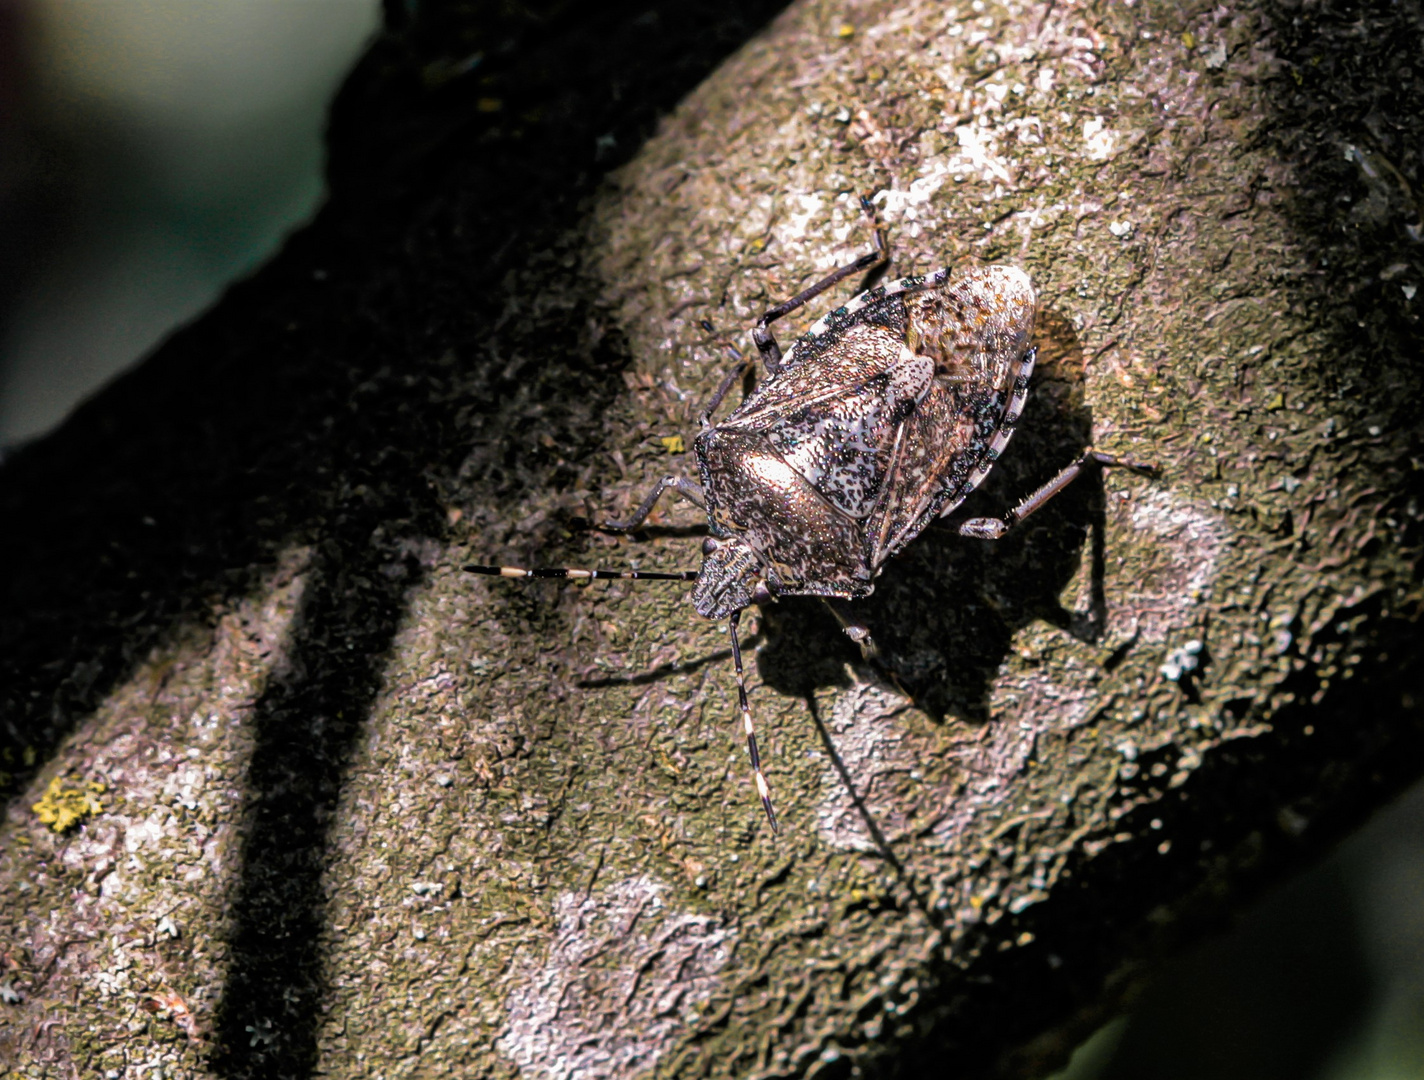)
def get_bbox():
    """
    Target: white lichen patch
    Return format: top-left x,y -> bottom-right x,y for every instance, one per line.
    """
780,189 -> 830,247
497,876 -> 731,1080
989,628 -> 1105,735
1081,116 -> 1120,161
1122,488 -> 1229,642
874,159 -> 955,229
814,679 -> 918,851
953,122 -> 1018,187
873,120 -> 1017,231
